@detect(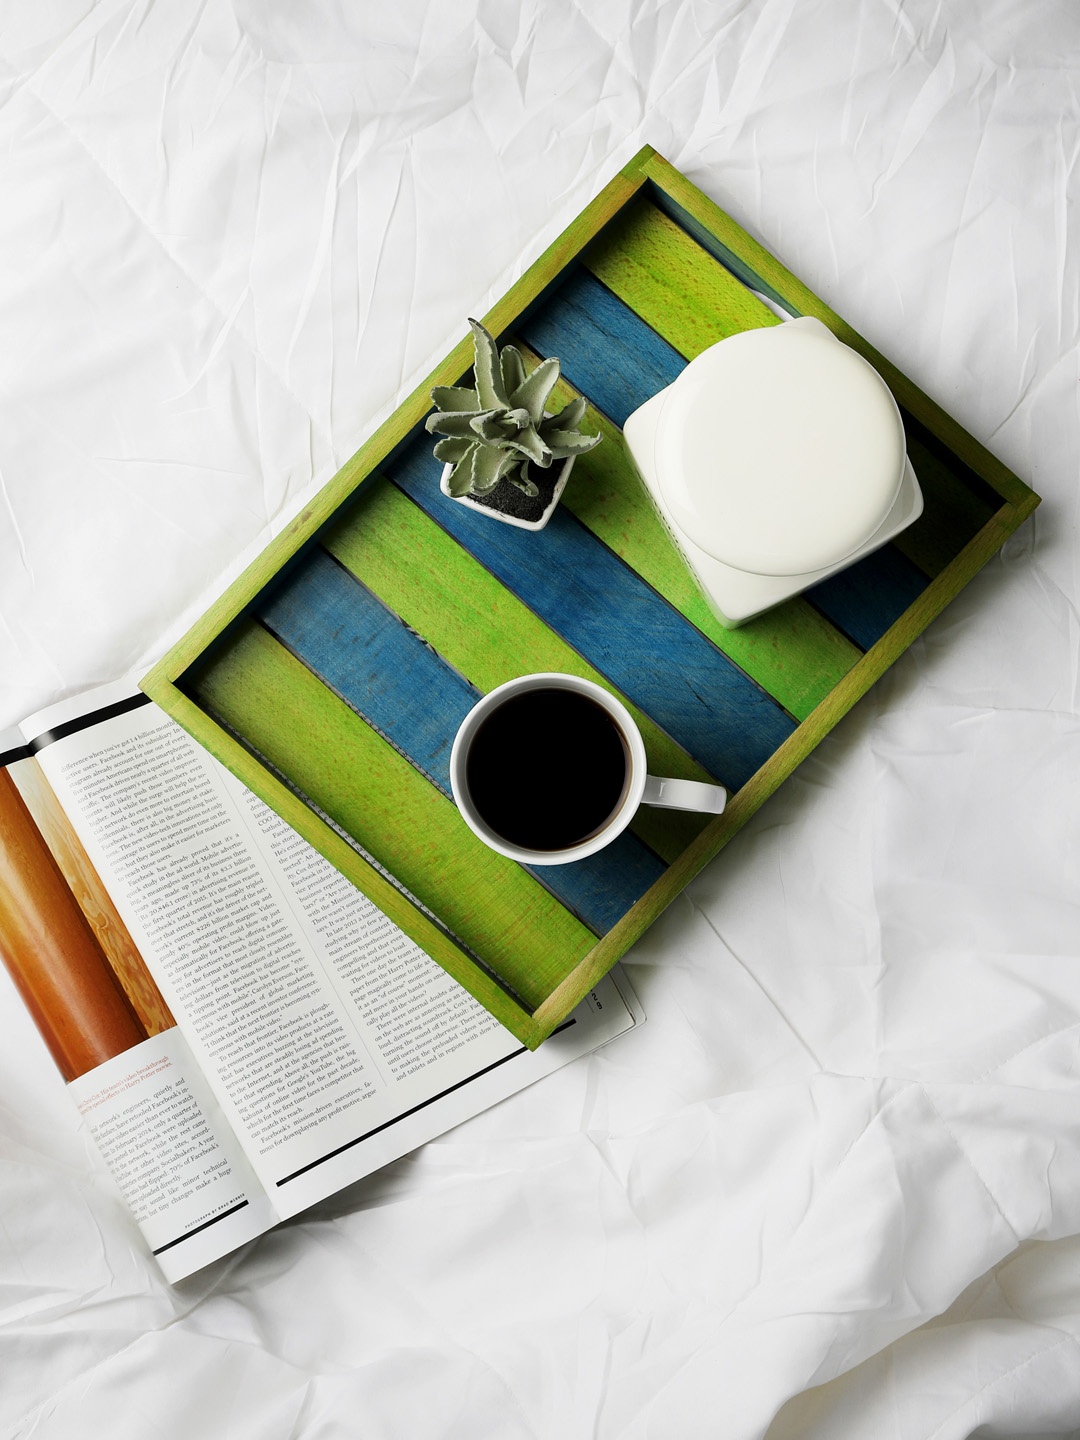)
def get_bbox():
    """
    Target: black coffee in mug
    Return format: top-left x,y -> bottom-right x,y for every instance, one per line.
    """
465,687 -> 630,853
